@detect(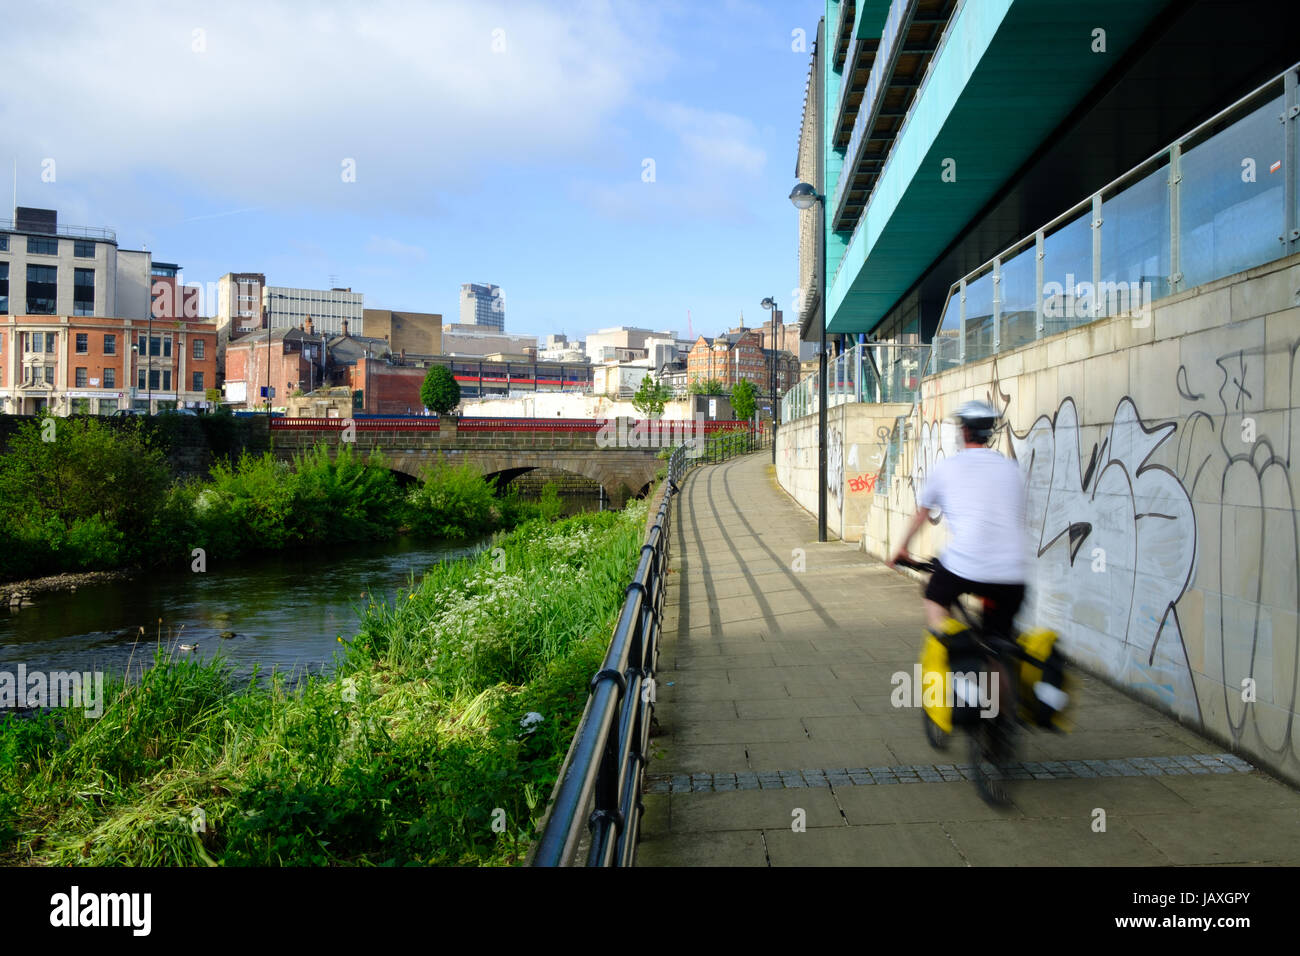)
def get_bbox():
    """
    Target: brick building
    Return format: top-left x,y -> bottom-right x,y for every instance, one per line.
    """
0,314 -> 218,415
223,322 -> 327,410
685,330 -> 800,409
